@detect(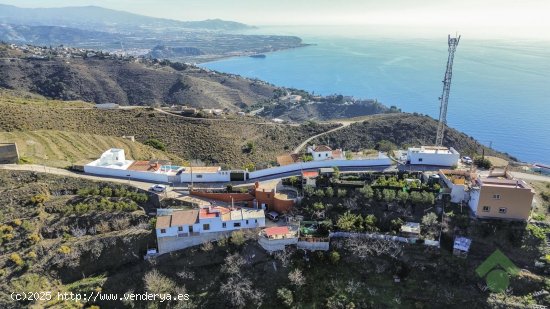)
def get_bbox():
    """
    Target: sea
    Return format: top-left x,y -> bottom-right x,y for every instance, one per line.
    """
201,26 -> 550,164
